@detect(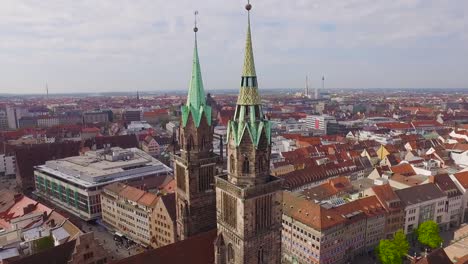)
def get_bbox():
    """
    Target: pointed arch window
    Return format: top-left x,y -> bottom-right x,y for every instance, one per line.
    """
227,243 -> 235,263
230,155 -> 235,173
257,247 -> 264,264
242,157 -> 250,174
201,136 -> 206,150
187,135 -> 194,151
